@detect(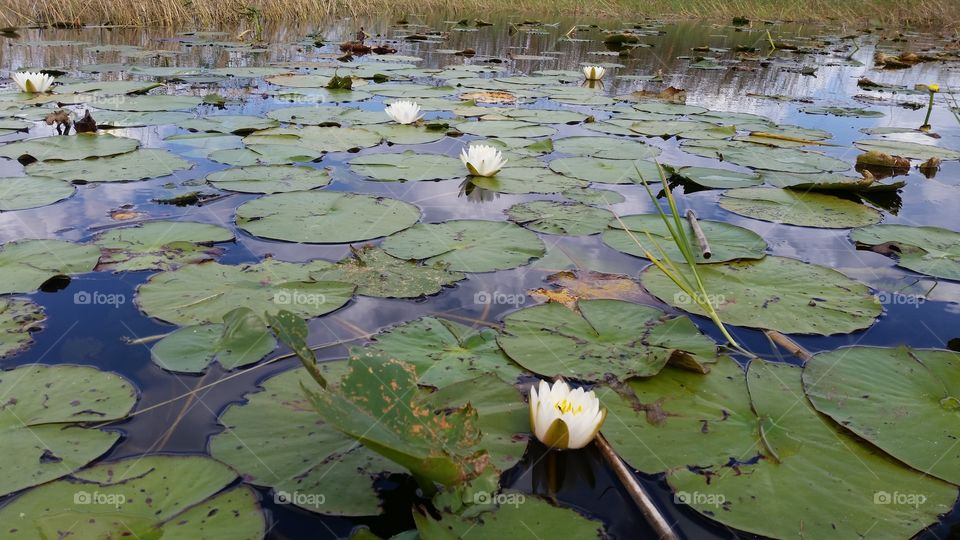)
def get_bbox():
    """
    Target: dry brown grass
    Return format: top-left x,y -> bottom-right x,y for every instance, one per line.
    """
0,0 -> 956,27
